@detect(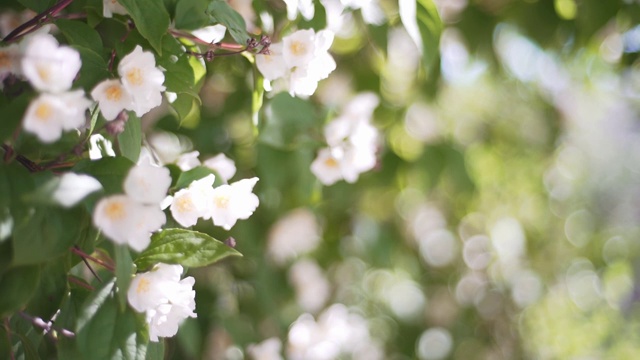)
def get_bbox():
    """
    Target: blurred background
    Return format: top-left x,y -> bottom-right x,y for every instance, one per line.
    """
4,0 -> 637,358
